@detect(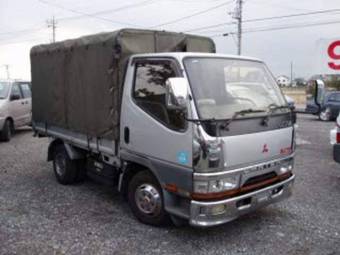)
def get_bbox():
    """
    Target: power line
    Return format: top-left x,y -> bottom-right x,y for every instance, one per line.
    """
149,0 -> 235,28
0,36 -> 48,46
37,0 -> 143,27
58,0 -> 156,22
249,0 -> 312,12
184,8 -> 340,33
243,19 -> 340,33
209,19 -> 340,37
243,8 -> 340,23
0,27 -> 45,36
0,0 -> 155,37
